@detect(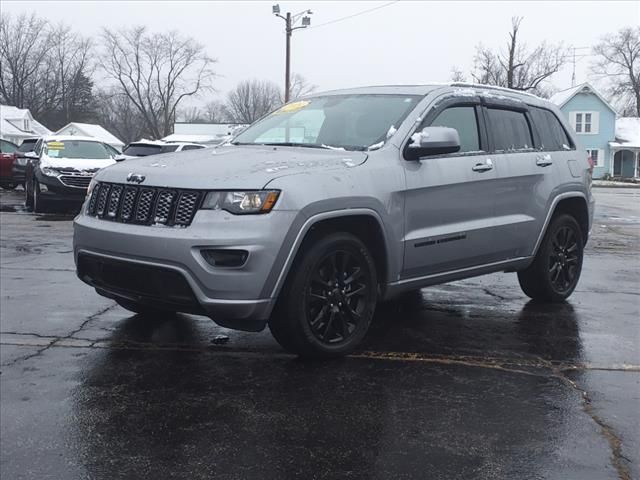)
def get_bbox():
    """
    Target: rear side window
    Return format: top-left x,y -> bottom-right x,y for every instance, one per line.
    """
530,107 -> 573,151
486,108 -> 533,152
181,145 -> 204,151
429,106 -> 481,153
